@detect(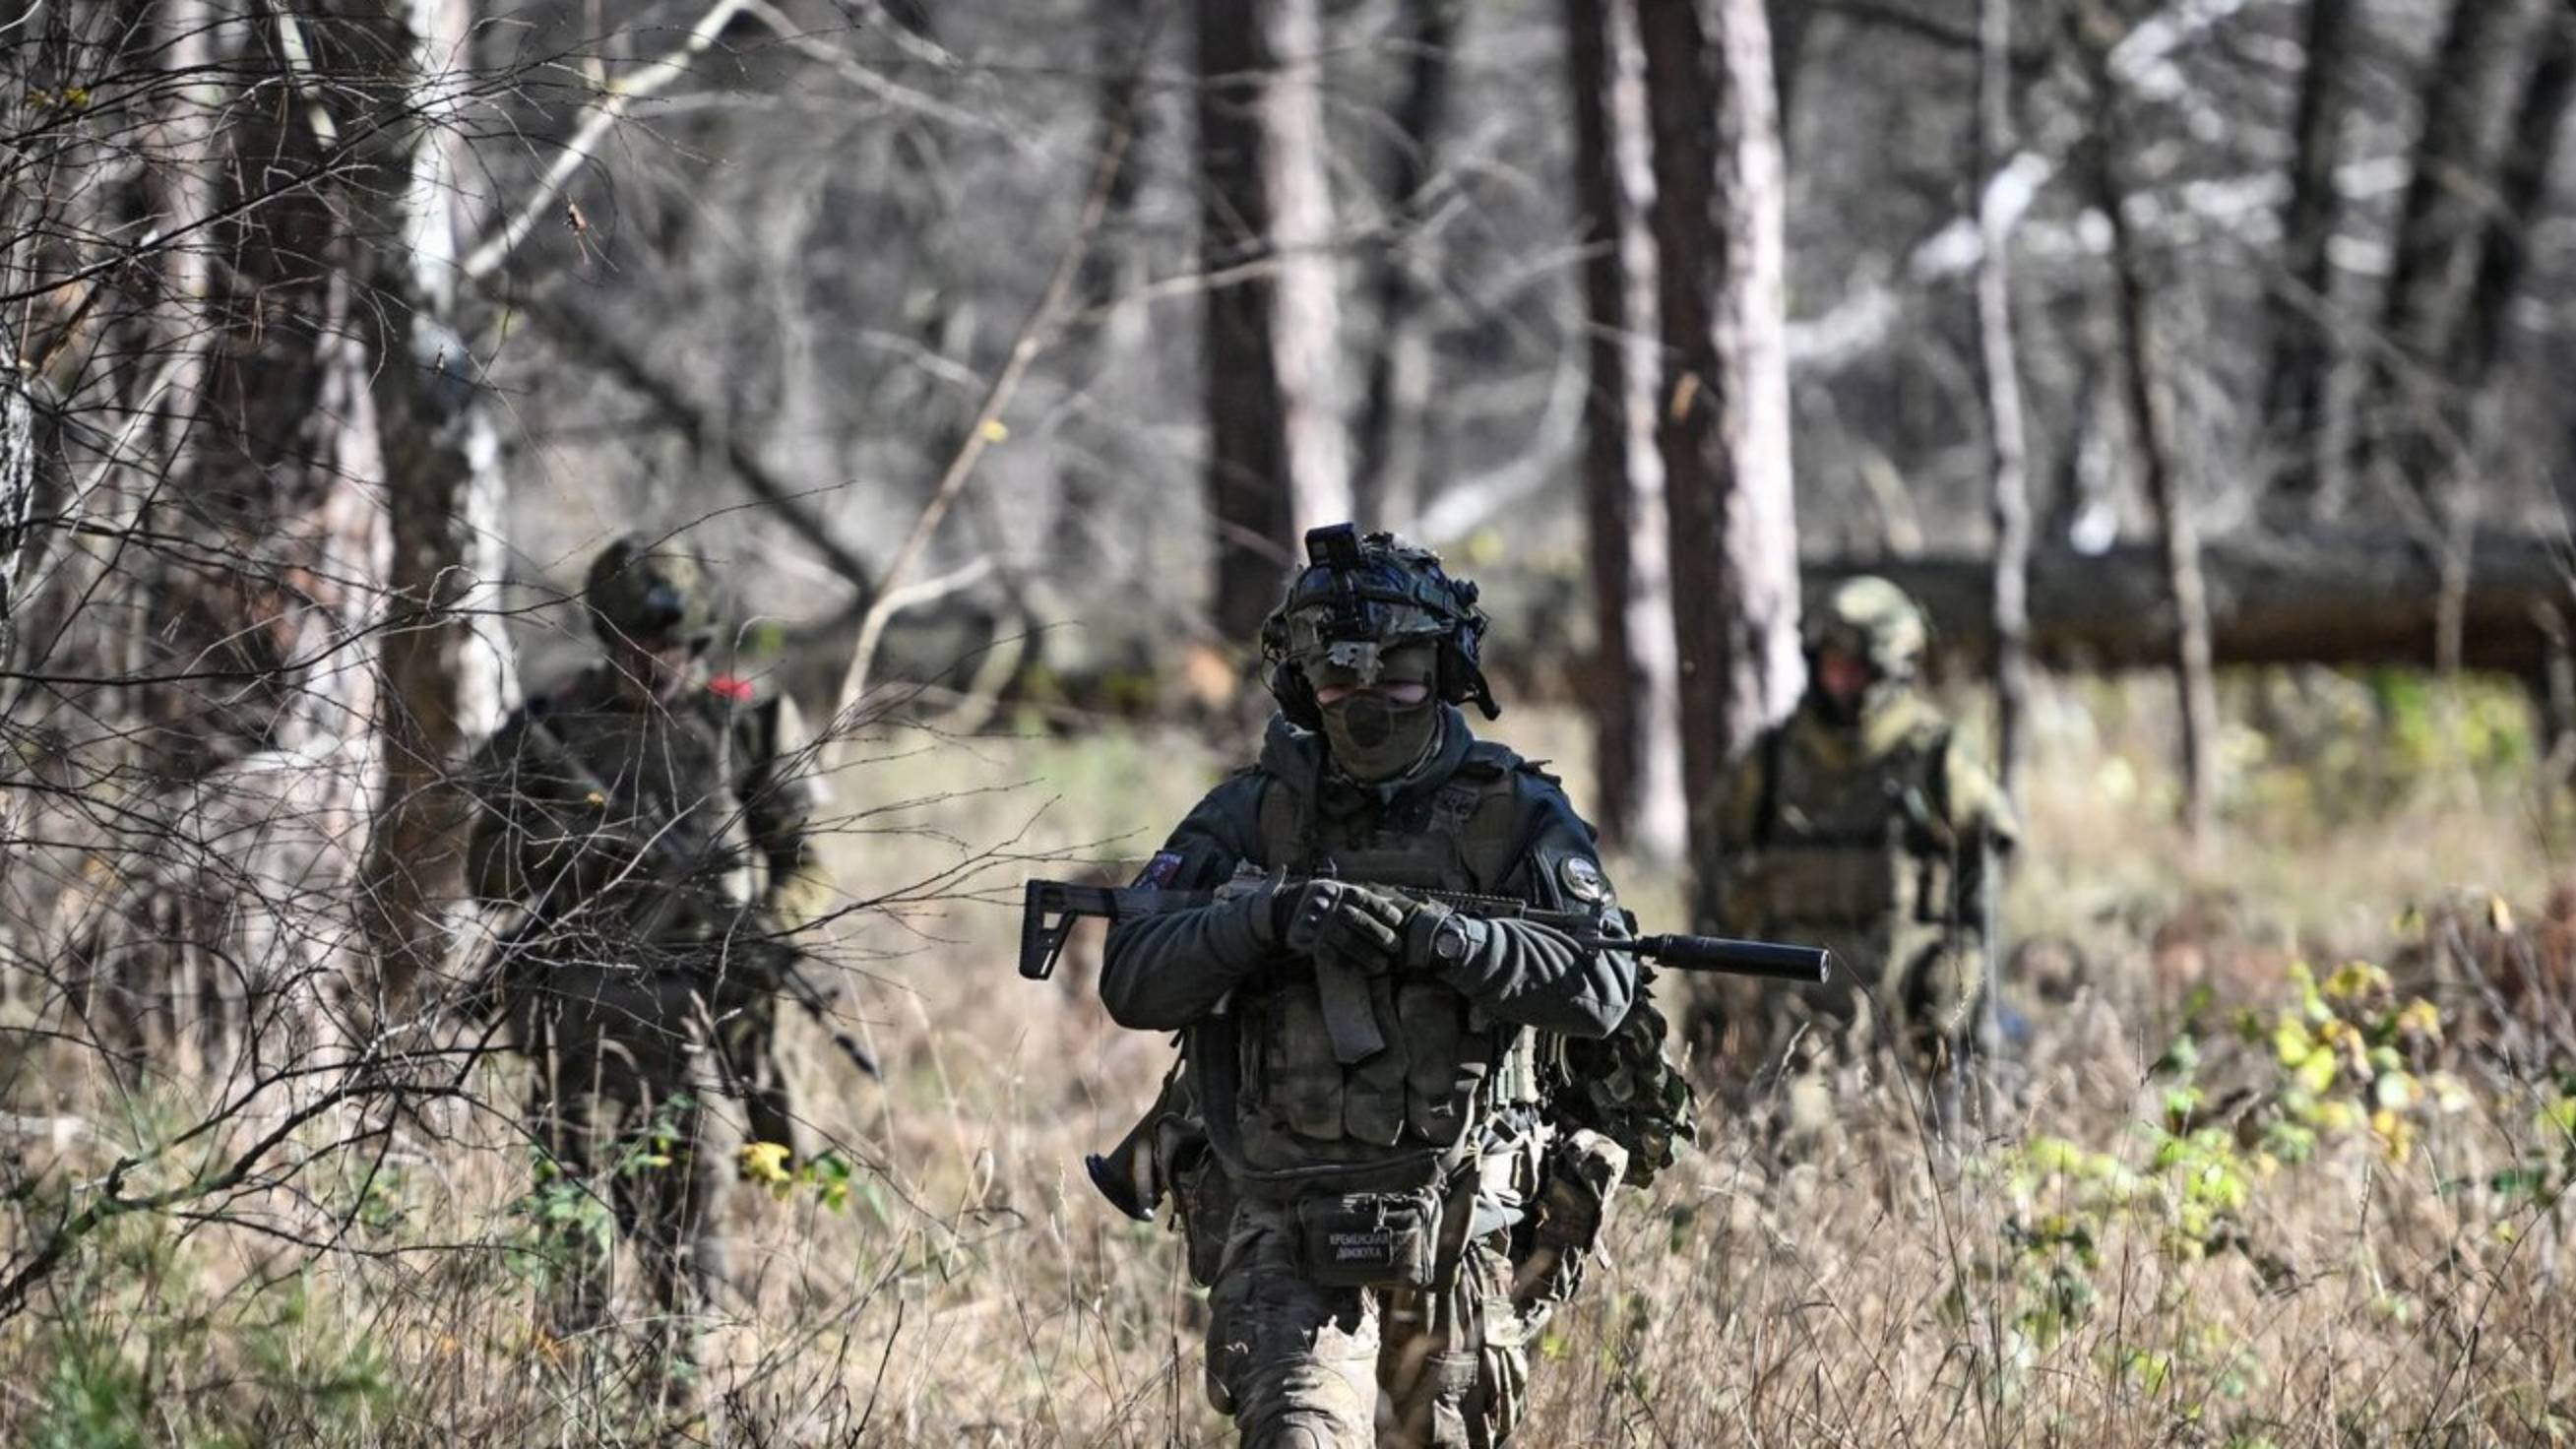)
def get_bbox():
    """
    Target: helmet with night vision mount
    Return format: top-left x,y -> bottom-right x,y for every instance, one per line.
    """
1260,524 -> 1498,728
